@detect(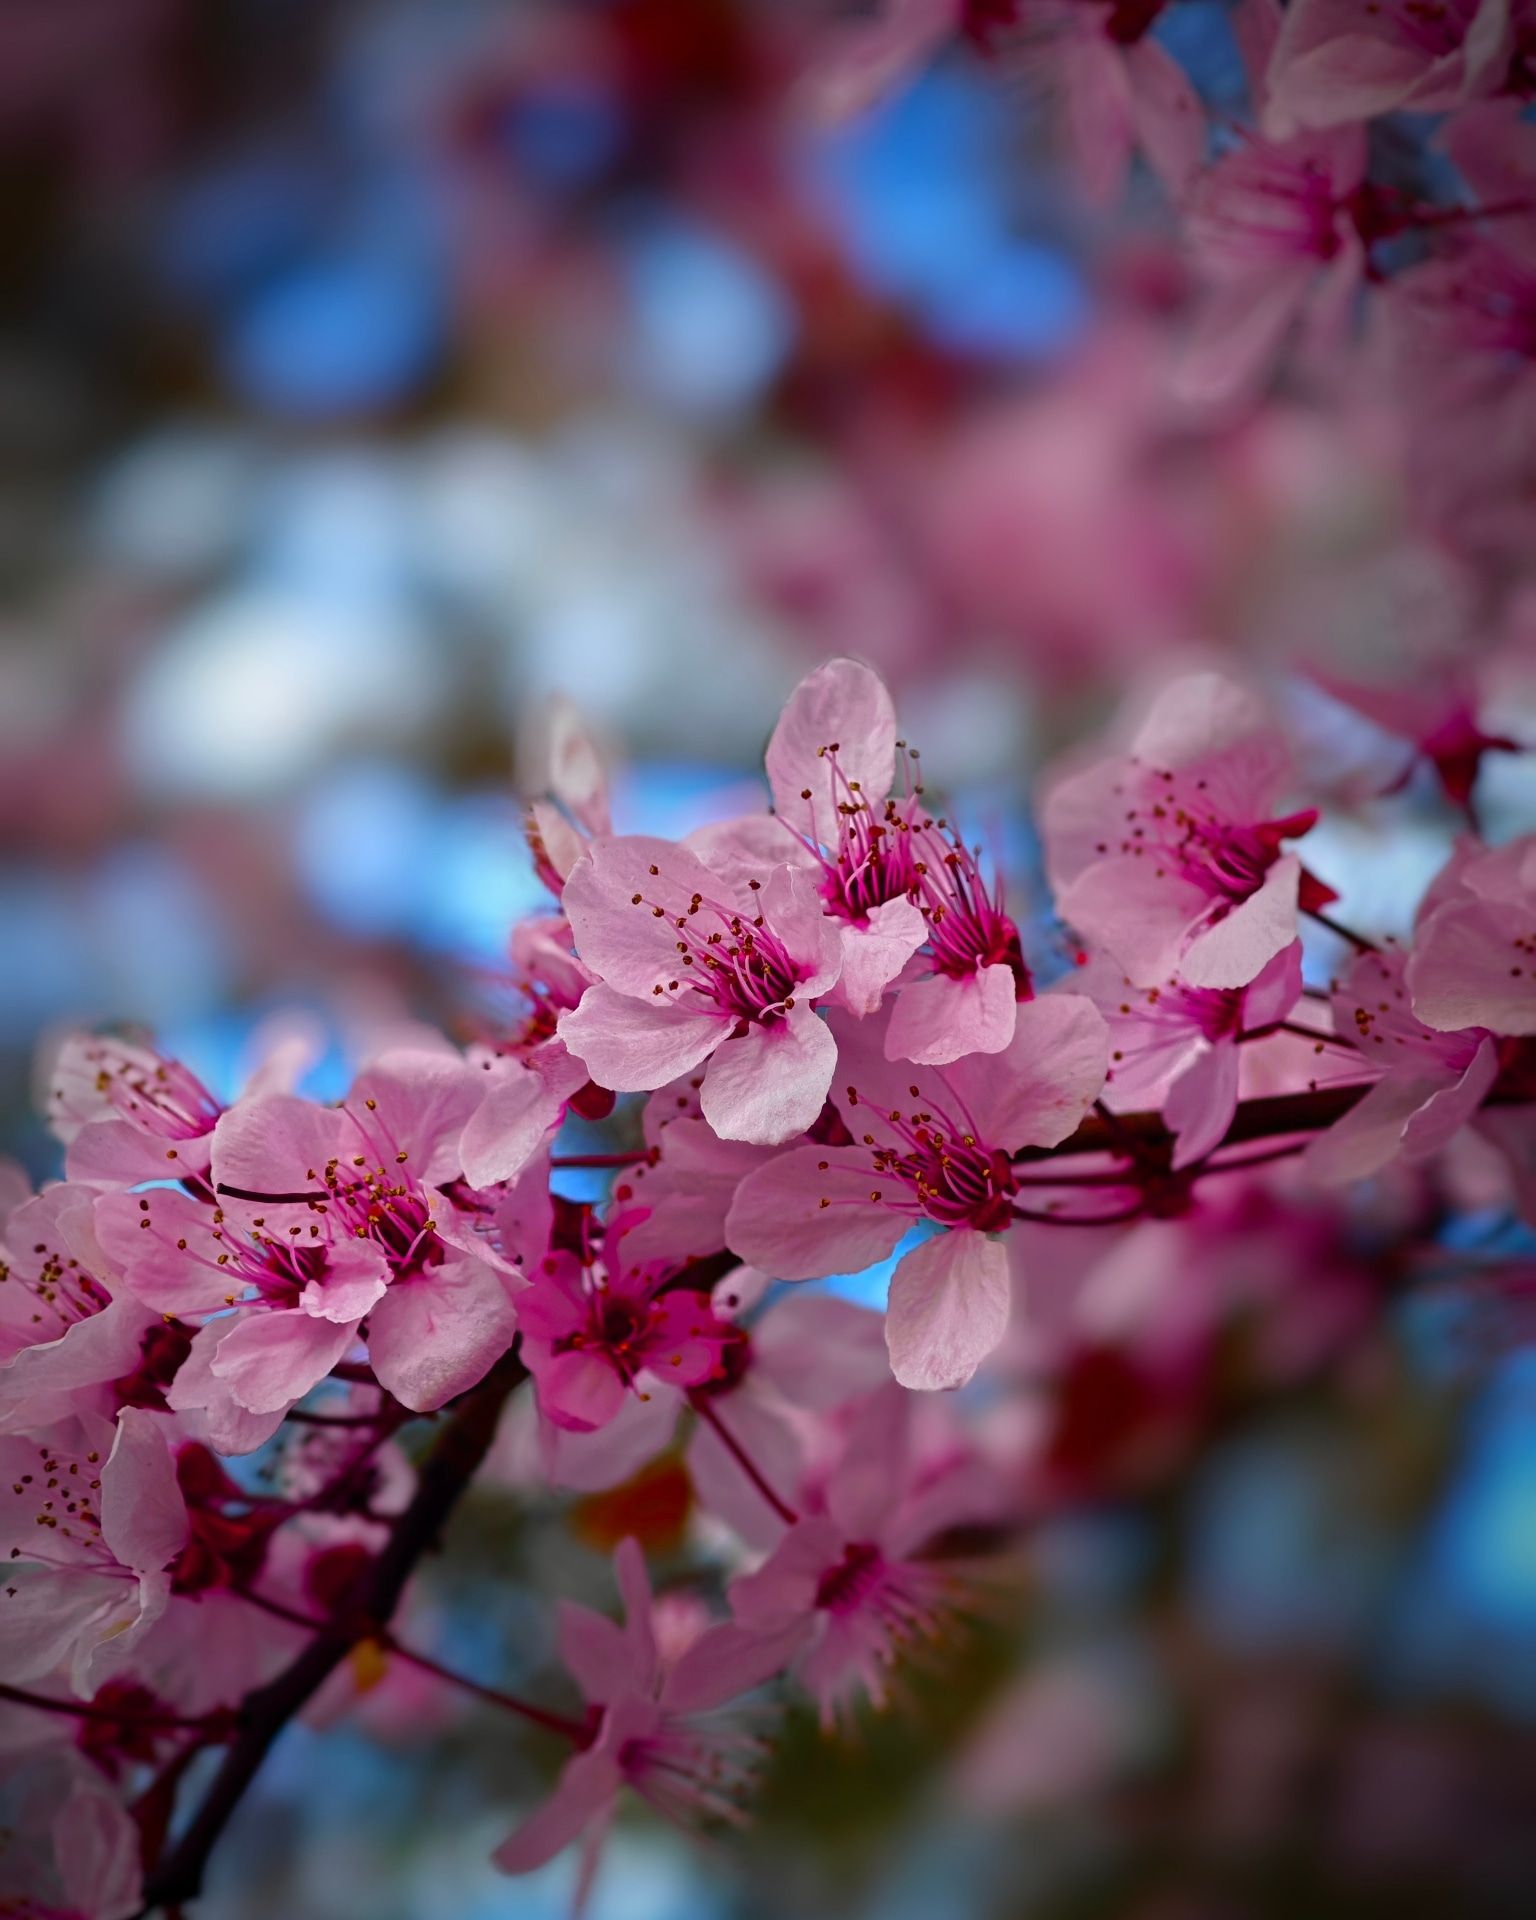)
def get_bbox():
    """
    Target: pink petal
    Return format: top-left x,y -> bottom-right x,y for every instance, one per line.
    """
207,1310 -> 359,1414
884,964 -> 1017,1067
366,1256 -> 519,1413
614,1536 -> 658,1682
725,1144 -> 906,1280
55,1776 -> 143,1920
752,1294 -> 892,1409
492,1747 -> 623,1875
831,896 -> 929,1017
765,657 -> 898,849
99,1408 -> 189,1575
1058,858 -> 1210,988
1181,856 -> 1302,990
164,1324 -> 288,1455
884,1230 -> 1011,1391
1164,1042 -> 1241,1169
700,1004 -> 838,1146
958,993 -> 1109,1151
557,1598 -> 636,1704
1409,898 -> 1536,1035
460,1044 -> 587,1188
558,983 -> 722,1092
299,1241 -> 391,1324
0,1574 -> 124,1686
94,1187 -> 235,1315
348,1050 -> 483,1185
535,1347 -> 627,1433
662,1618 -> 808,1715
1243,941 -> 1305,1031
563,834 -> 724,998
